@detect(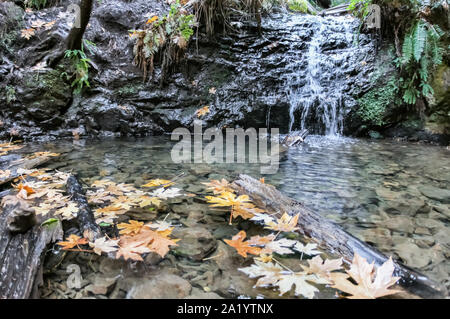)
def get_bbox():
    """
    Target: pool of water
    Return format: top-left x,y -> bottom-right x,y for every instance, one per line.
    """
36,135 -> 449,298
